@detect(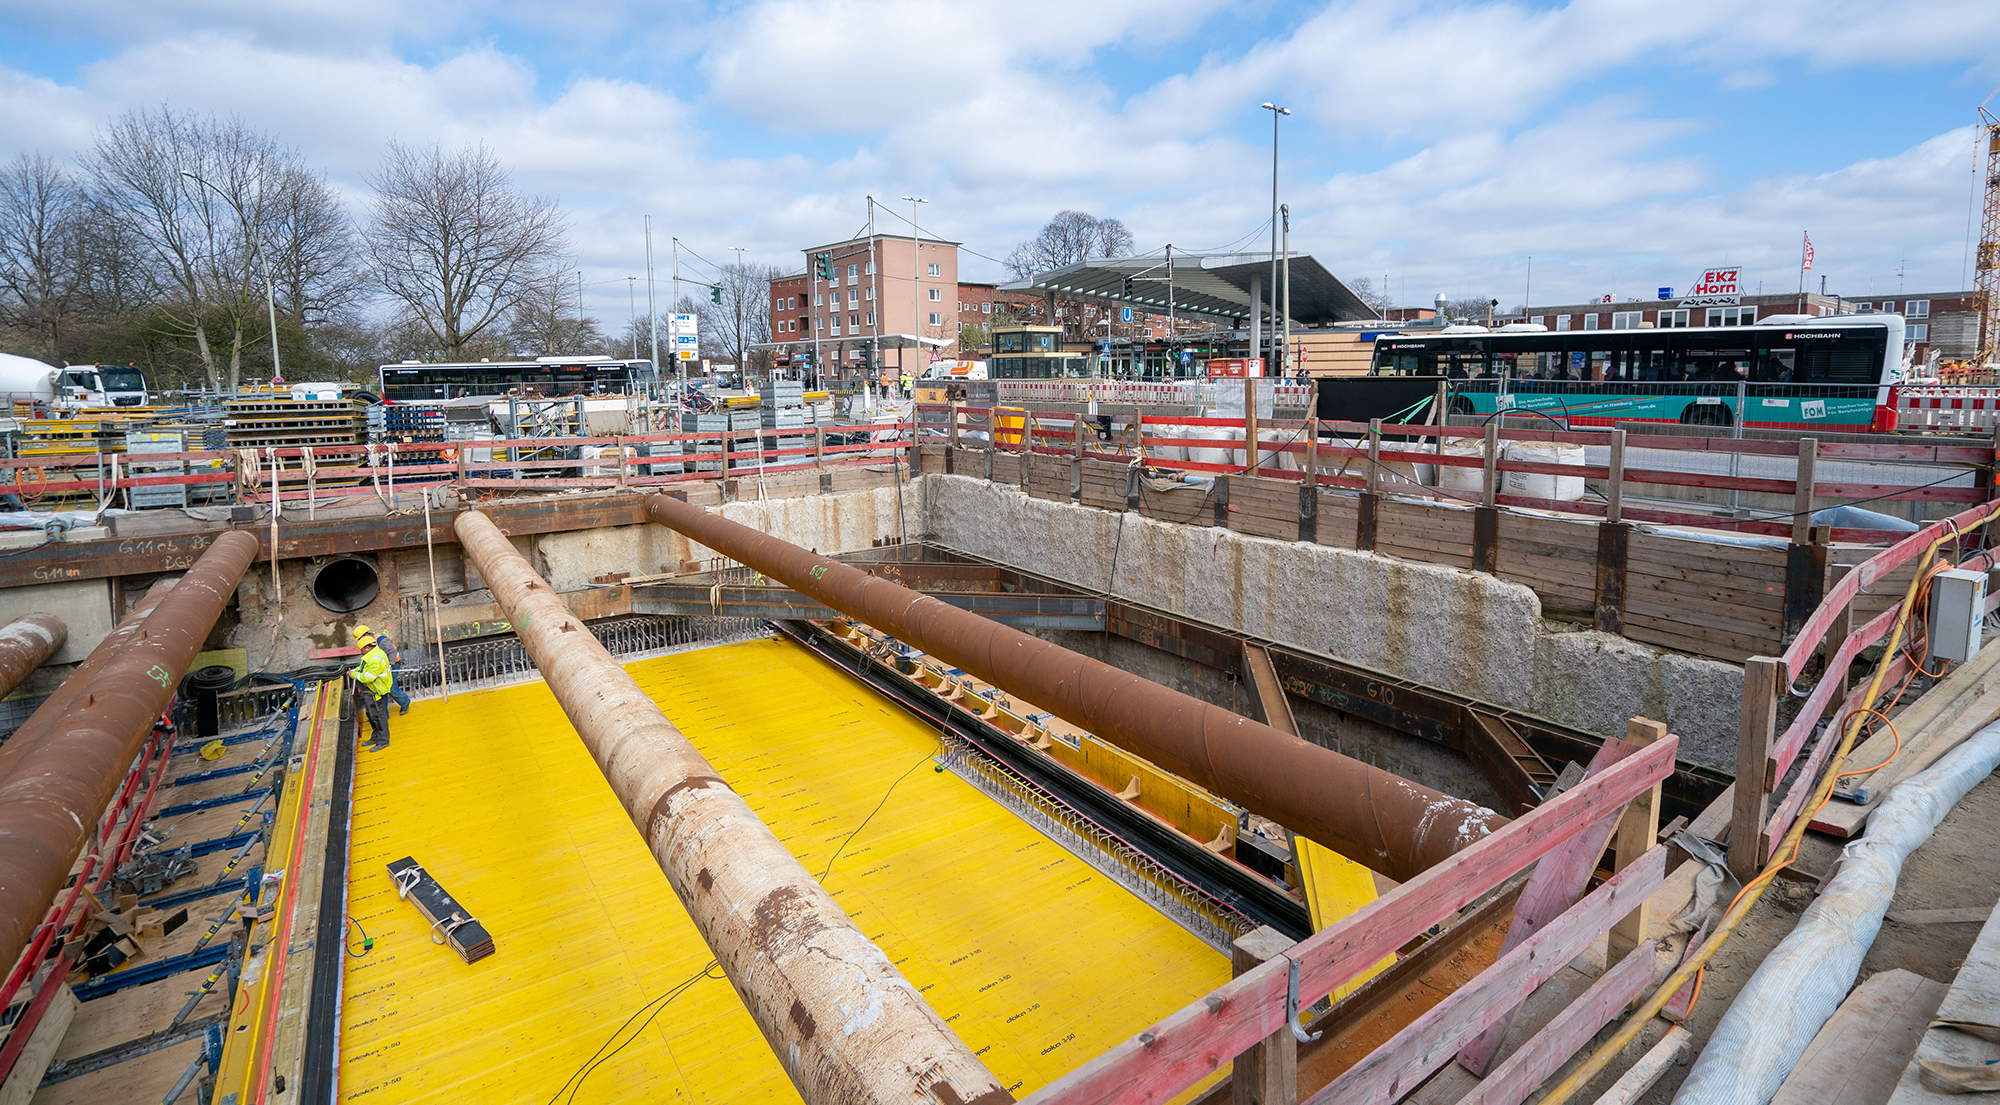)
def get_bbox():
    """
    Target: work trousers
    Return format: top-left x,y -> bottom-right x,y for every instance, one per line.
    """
361,690 -> 390,745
